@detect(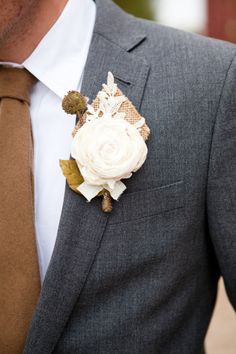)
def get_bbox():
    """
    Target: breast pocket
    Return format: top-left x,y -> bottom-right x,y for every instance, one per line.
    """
108,180 -> 185,225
